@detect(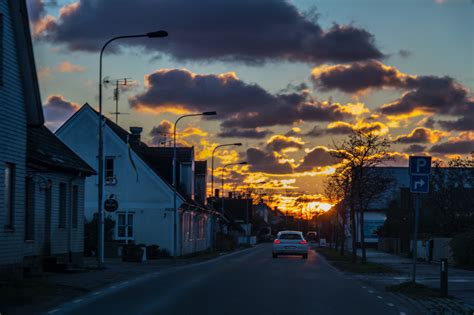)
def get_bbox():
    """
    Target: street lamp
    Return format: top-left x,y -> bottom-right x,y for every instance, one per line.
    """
97,30 -> 168,267
221,162 -> 247,215
211,143 -> 242,198
173,111 -> 216,257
